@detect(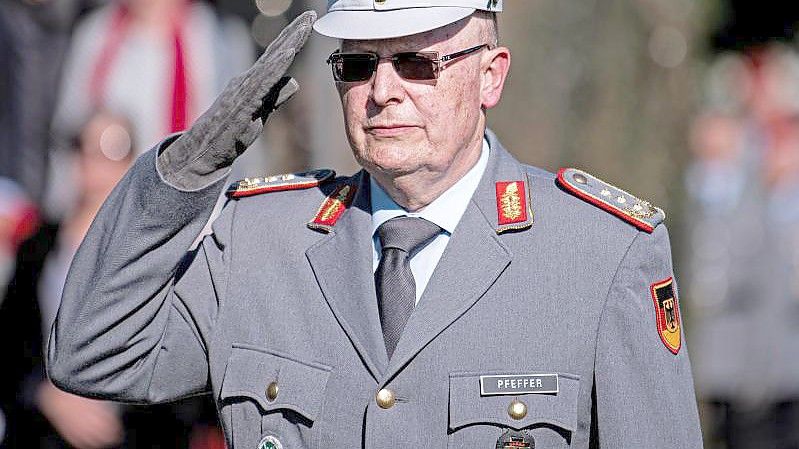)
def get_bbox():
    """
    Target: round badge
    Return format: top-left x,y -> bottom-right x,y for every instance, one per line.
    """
257,435 -> 283,449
